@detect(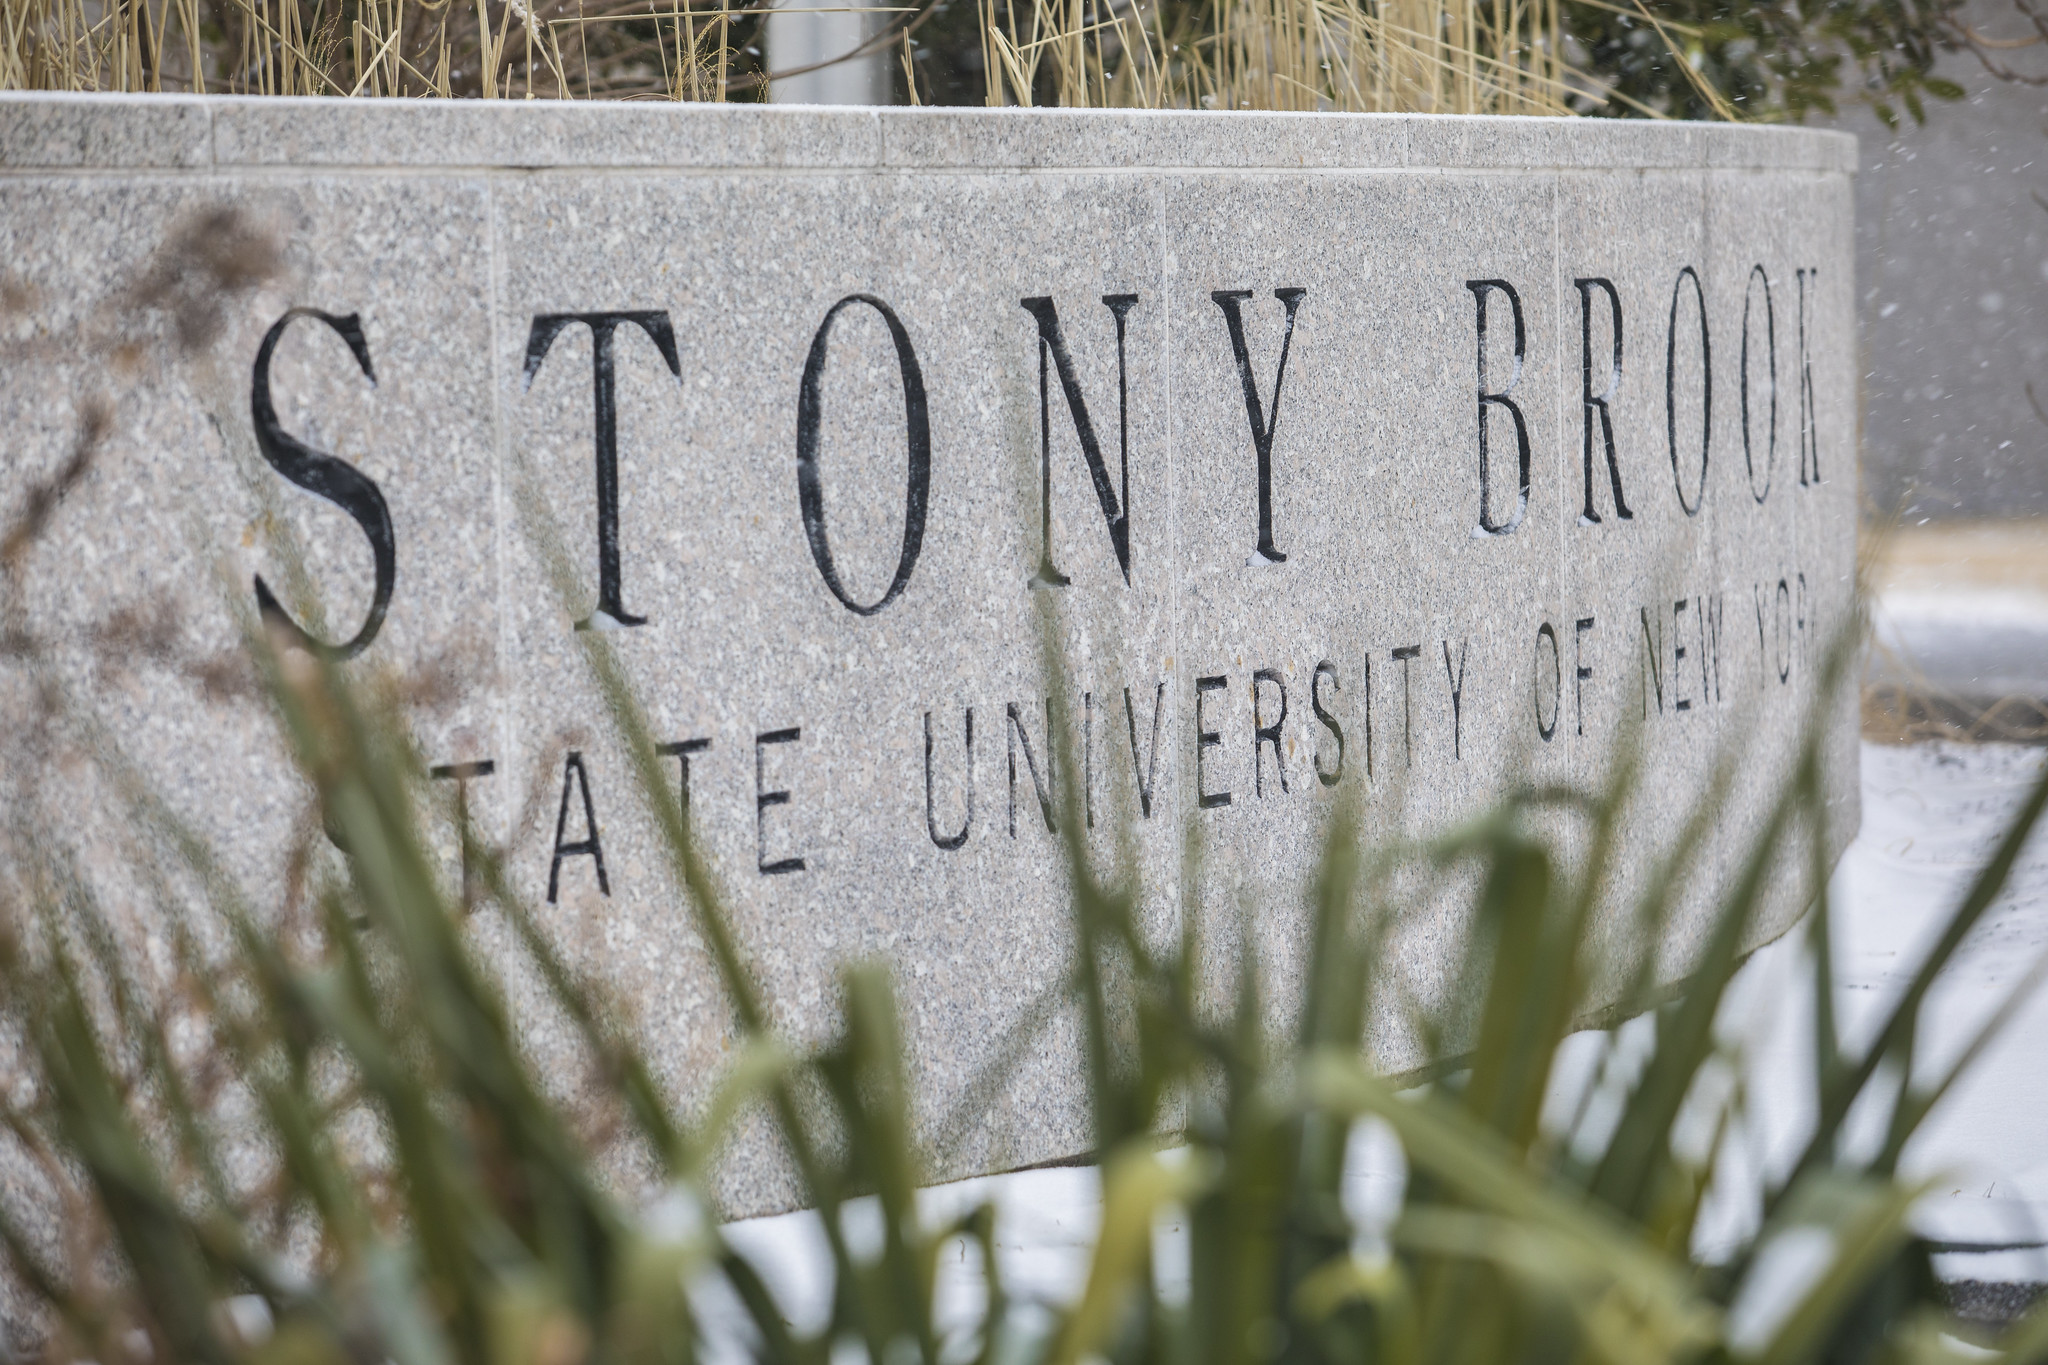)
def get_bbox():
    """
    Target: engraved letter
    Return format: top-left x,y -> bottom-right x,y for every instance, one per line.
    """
250,308 -> 394,659
1666,267 -> 1711,516
924,709 -> 972,851
1019,295 -> 1139,587
755,728 -> 806,874
1775,578 -> 1793,684
1360,657 -> 1373,779
1534,623 -> 1561,742
1639,607 -> 1665,716
658,738 -> 712,814
1210,288 -> 1306,565
1195,675 -> 1232,809
1574,278 -> 1631,525
1391,645 -> 1422,762
1672,599 -> 1692,712
1753,582 -> 1770,688
1797,572 -> 1810,668
1083,691 -> 1095,829
1311,661 -> 1344,787
1797,268 -> 1821,486
523,312 -> 681,630
1574,617 -> 1595,736
1700,593 -> 1724,706
1466,279 -> 1531,536
1006,701 -> 1056,836
430,759 -> 495,904
549,751 -> 610,903
796,294 -> 932,616
1741,265 -> 1777,503
1441,639 -> 1468,760
1252,668 -> 1288,797
1124,682 -> 1165,819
